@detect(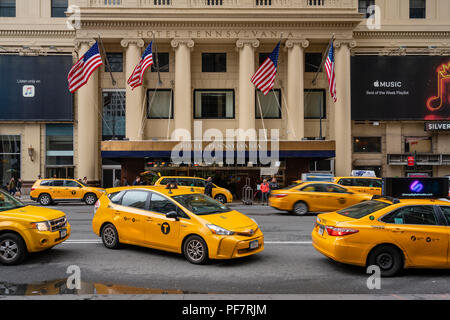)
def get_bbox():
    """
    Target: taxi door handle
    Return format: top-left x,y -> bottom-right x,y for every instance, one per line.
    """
146,217 -> 153,222
390,228 -> 404,233
113,210 -> 121,215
